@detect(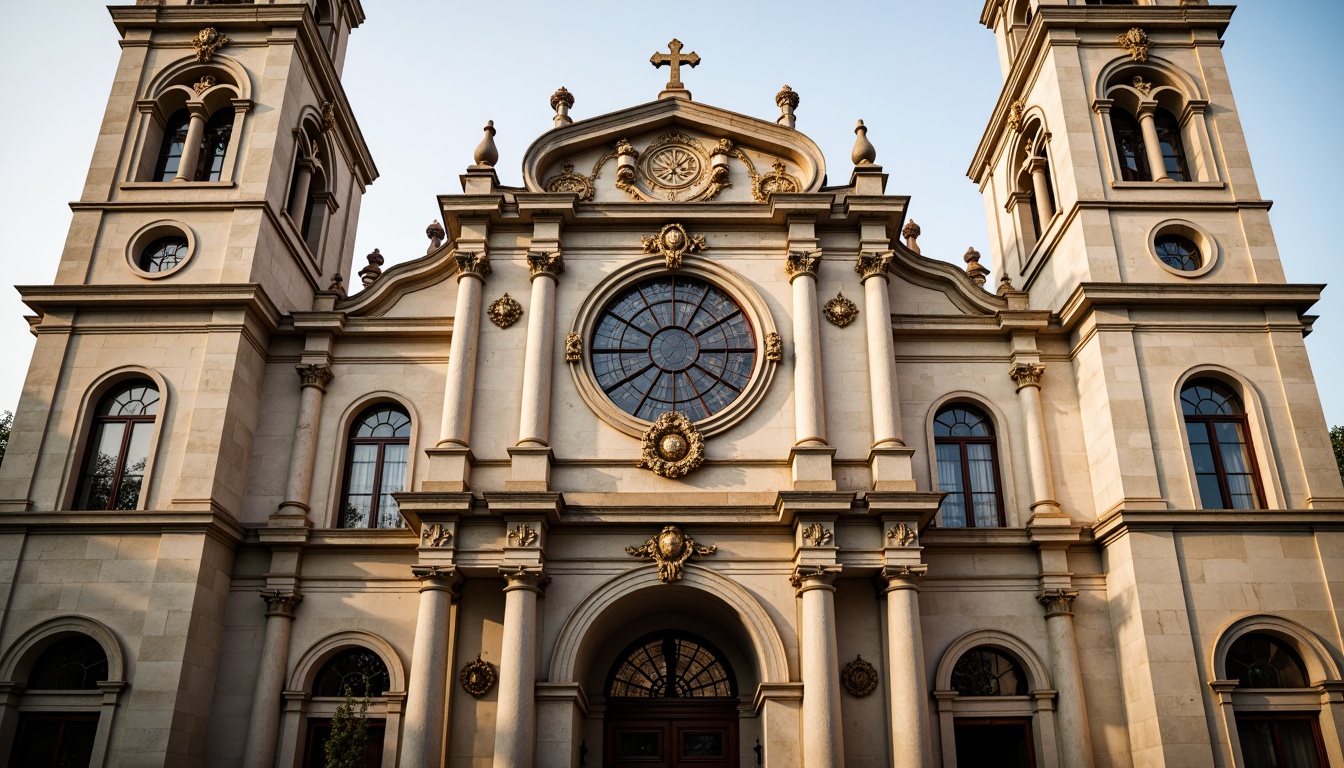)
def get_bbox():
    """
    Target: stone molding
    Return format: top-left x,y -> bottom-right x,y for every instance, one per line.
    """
261,590 -> 302,618
295,363 -> 333,391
